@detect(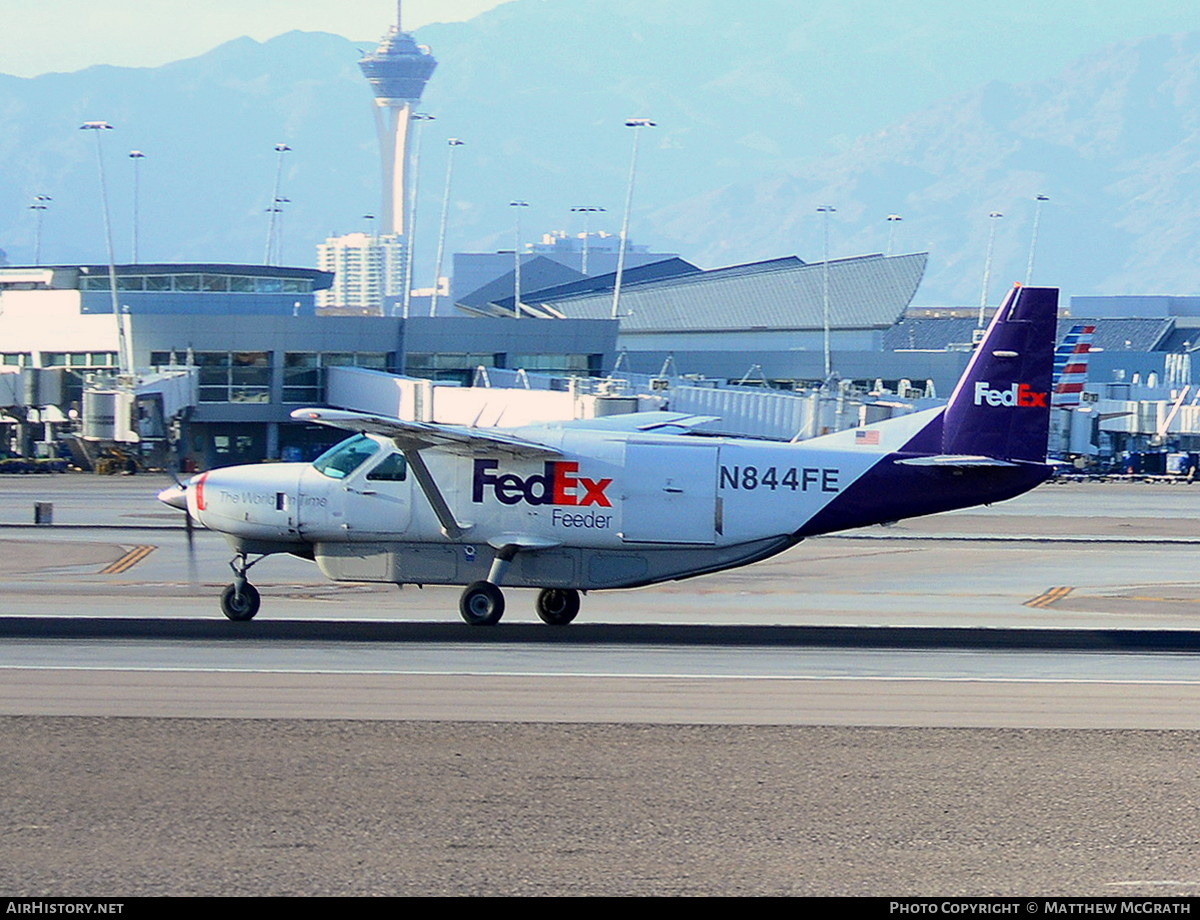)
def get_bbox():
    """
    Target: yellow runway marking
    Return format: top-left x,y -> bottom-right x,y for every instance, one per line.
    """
101,545 -> 157,575
1024,585 -> 1074,608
